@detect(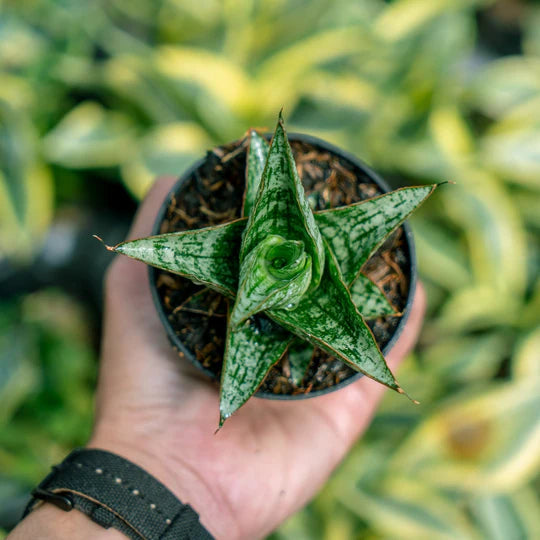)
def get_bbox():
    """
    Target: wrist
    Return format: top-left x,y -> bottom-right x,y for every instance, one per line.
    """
16,445 -> 221,540
87,428 -> 234,539
10,500 -> 126,540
